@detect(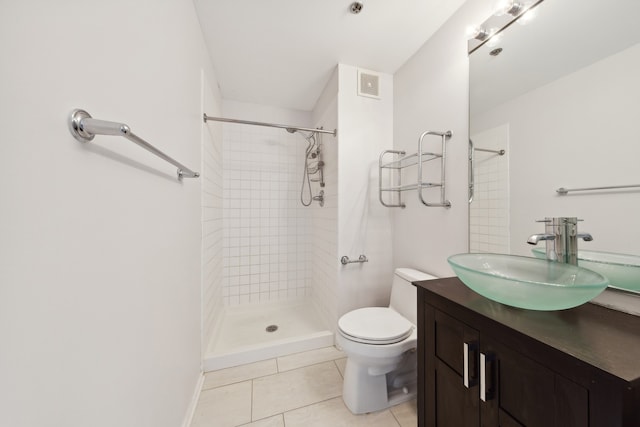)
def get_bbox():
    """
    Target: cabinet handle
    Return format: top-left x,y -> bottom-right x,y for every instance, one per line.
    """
480,352 -> 495,402
463,342 -> 478,388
